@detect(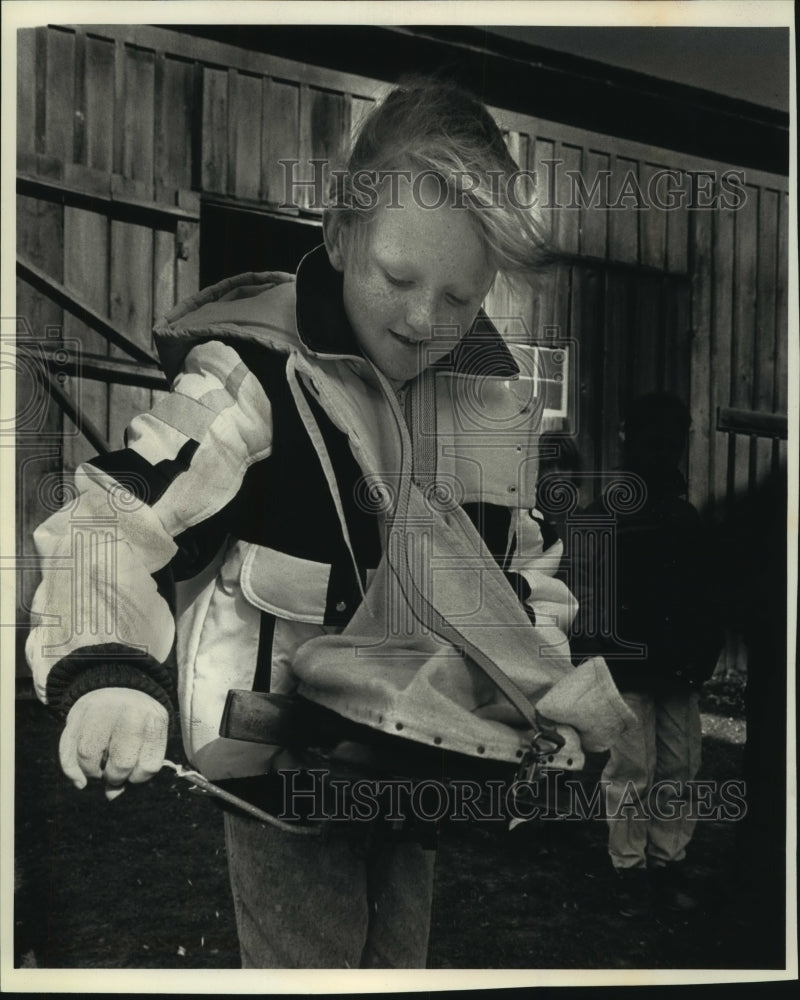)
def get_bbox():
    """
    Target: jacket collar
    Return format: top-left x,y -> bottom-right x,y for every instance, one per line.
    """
295,244 -> 520,378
